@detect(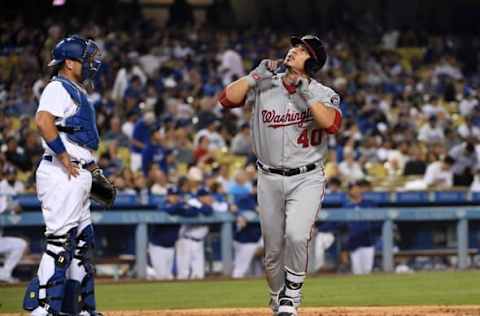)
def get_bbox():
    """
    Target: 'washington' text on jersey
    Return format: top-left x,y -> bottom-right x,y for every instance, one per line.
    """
262,108 -> 313,128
